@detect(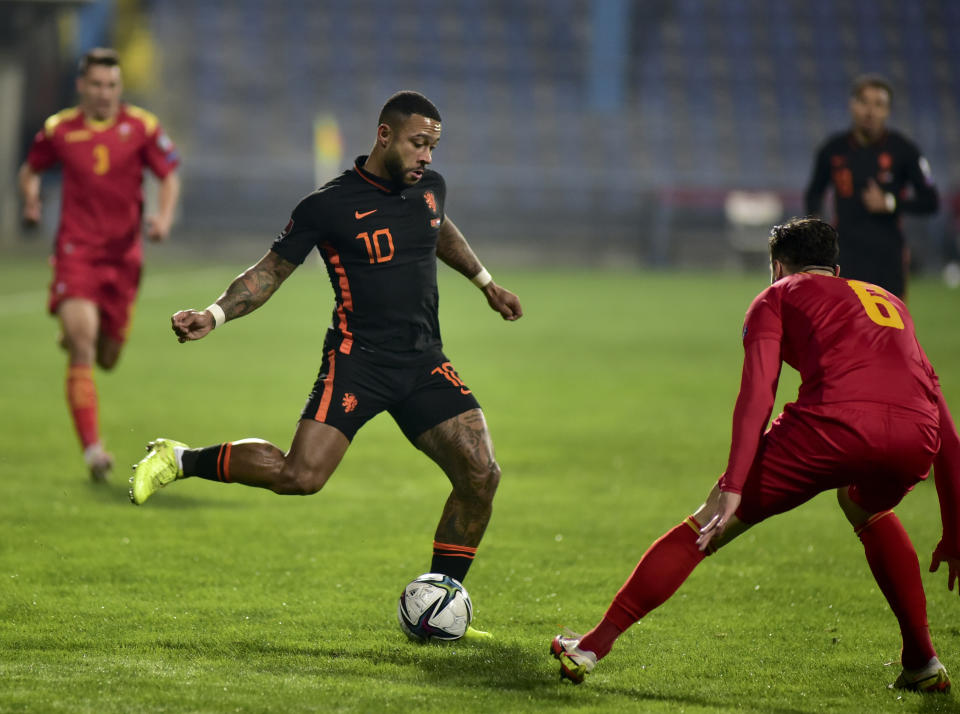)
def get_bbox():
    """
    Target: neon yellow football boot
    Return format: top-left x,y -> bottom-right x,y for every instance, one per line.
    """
129,438 -> 186,505
892,657 -> 951,693
550,631 -> 597,684
463,625 -> 493,640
